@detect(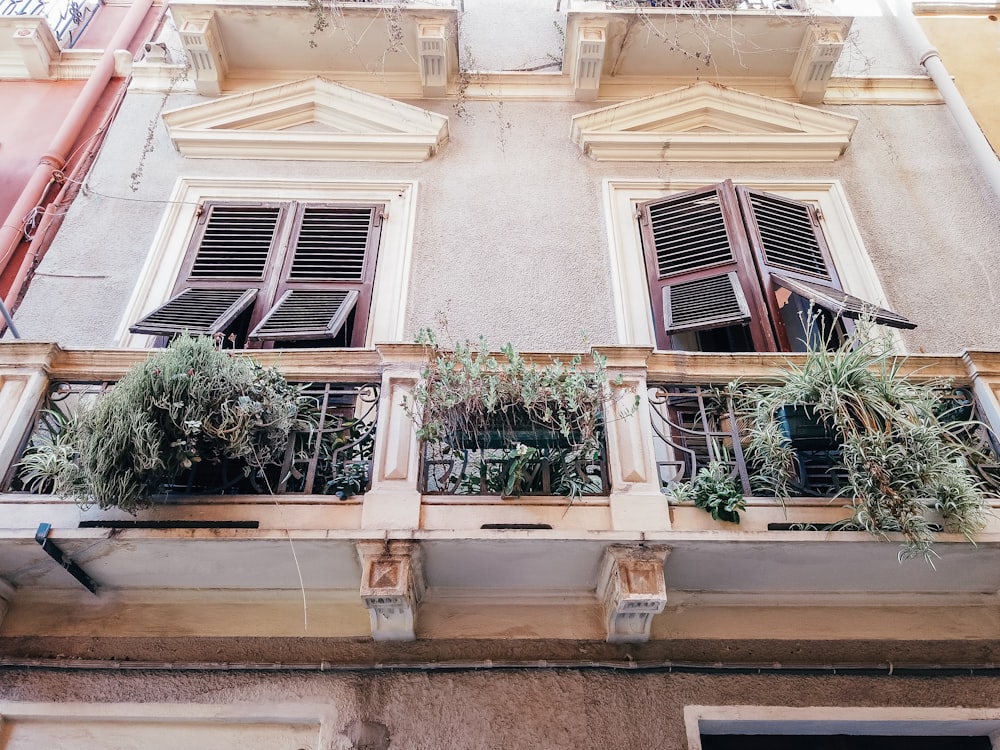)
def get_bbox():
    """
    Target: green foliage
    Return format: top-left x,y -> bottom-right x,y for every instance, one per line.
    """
407,329 -> 636,499
18,335 -> 313,513
669,460 -> 745,524
732,315 -> 991,561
